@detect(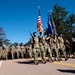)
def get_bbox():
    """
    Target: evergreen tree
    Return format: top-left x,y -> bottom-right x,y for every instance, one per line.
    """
0,27 -> 6,46
44,4 -> 75,40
